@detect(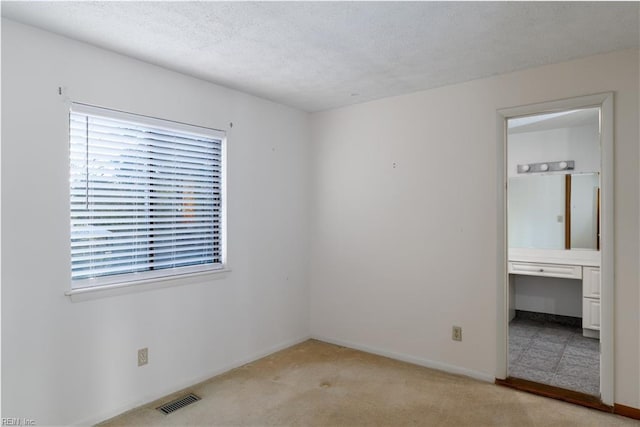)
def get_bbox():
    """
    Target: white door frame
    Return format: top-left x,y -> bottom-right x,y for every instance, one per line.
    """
495,92 -> 614,405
